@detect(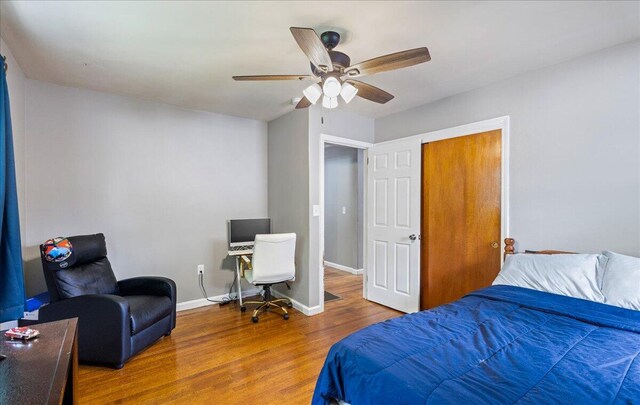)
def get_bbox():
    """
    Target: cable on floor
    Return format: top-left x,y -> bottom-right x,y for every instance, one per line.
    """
198,270 -> 238,305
